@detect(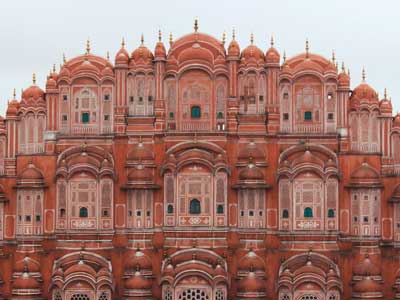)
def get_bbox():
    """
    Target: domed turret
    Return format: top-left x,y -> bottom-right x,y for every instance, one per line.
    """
239,162 -> 264,181
379,88 -> 392,113
351,68 -> 379,104
227,29 -> 240,58
154,30 -> 166,59
124,267 -> 152,290
22,73 -> 45,101
115,38 -> 130,66
394,113 -> 400,128
240,33 -> 265,65
131,35 -> 154,66
265,36 -> 280,64
6,89 -> 19,117
237,271 -> 265,293
338,62 -> 350,88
